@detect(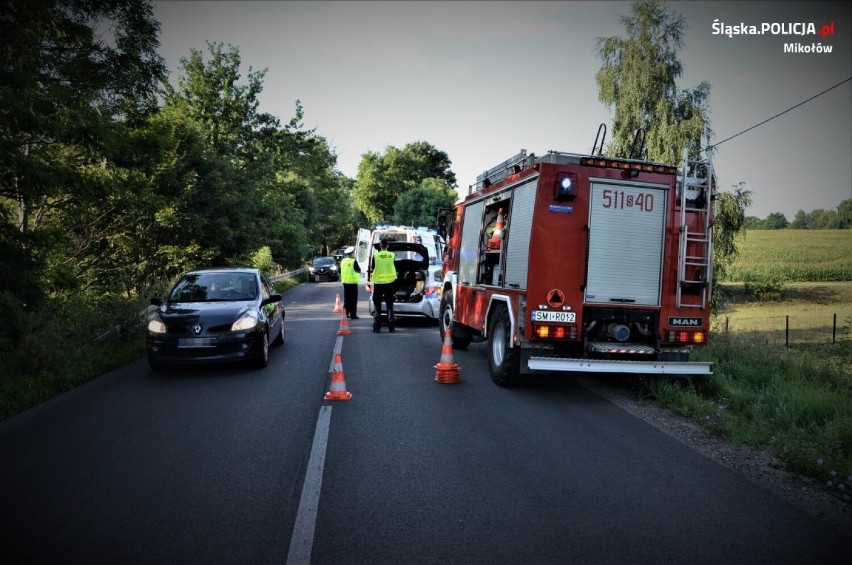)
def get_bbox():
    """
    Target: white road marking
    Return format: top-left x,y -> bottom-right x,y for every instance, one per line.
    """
286,336 -> 345,564
286,406 -> 332,565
